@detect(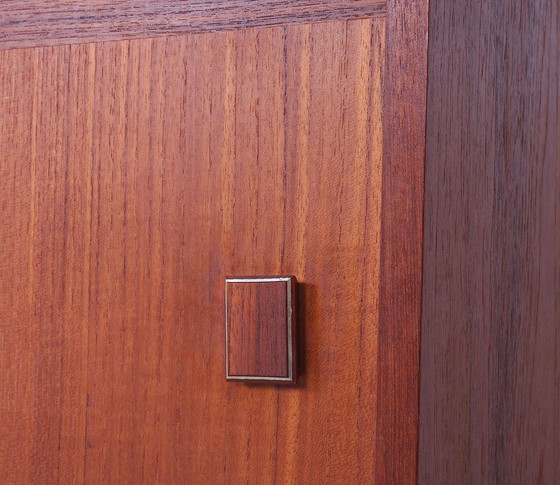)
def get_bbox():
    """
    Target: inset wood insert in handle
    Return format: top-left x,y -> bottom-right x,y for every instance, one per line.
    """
225,276 -> 297,383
